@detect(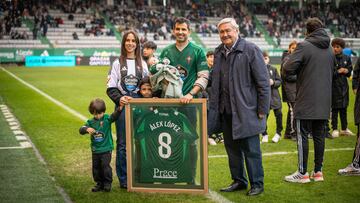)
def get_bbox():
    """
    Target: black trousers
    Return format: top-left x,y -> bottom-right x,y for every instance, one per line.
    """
352,125 -> 360,168
284,102 -> 296,137
221,113 -> 264,188
331,107 -> 348,130
263,108 -> 283,135
92,151 -> 112,186
296,119 -> 326,174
